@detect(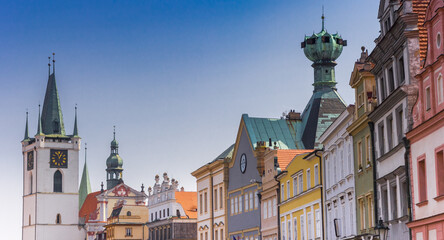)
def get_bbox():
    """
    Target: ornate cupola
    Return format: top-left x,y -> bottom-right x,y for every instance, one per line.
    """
301,13 -> 347,91
299,13 -> 347,149
106,127 -> 124,190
